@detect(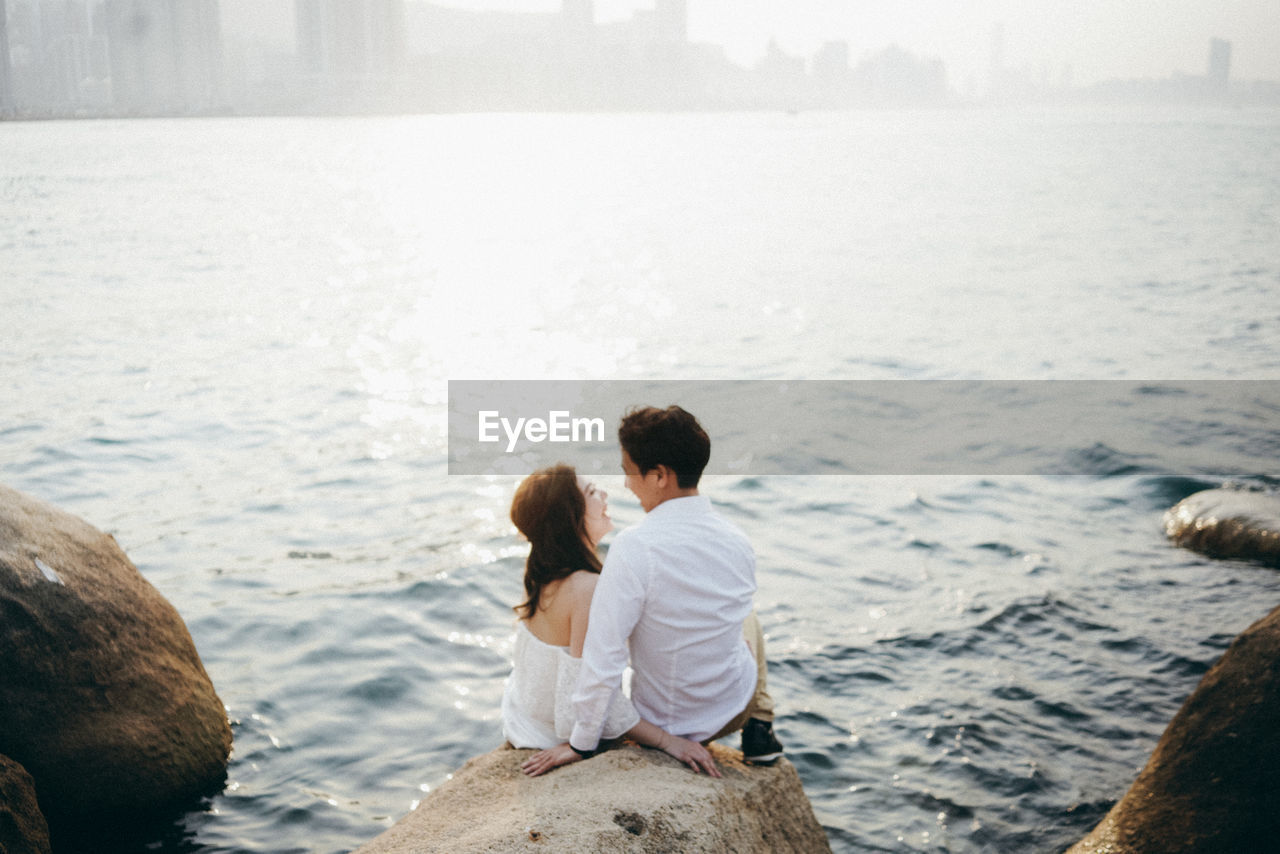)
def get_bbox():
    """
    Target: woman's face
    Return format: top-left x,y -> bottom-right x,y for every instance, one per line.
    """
577,475 -> 613,545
